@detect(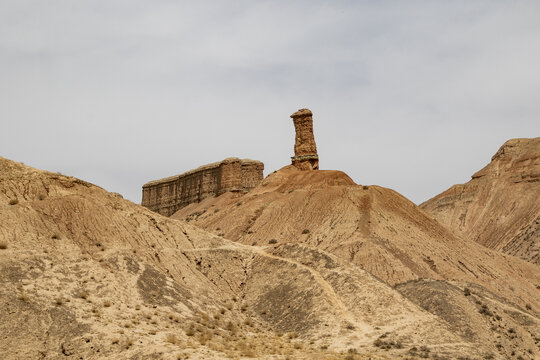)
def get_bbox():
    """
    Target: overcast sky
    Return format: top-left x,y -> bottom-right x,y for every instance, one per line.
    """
1,1 -> 539,205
